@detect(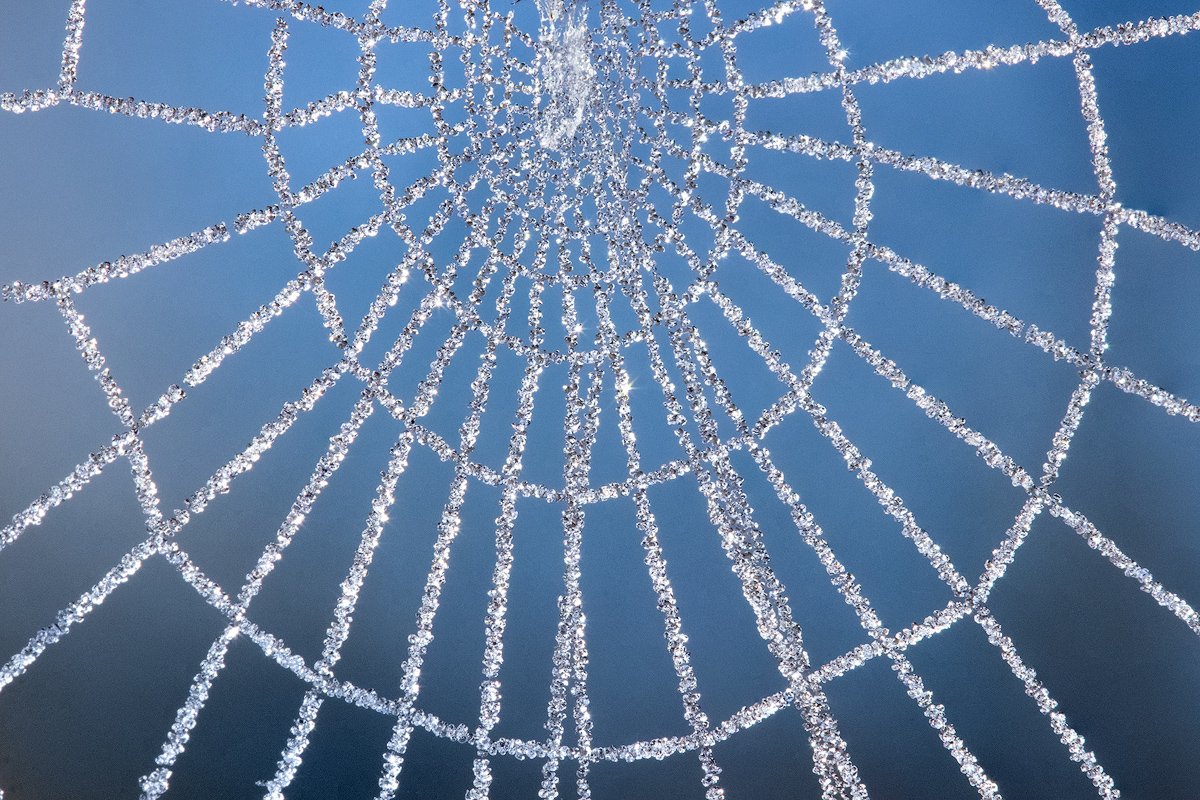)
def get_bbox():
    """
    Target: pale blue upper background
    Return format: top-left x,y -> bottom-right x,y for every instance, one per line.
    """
1,0 -> 1199,798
